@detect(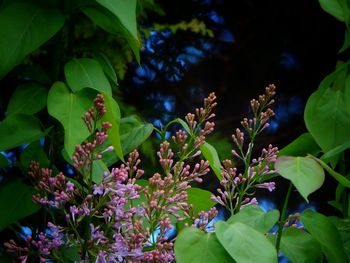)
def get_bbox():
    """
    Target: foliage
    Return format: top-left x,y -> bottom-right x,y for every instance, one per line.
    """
0,0 -> 350,262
